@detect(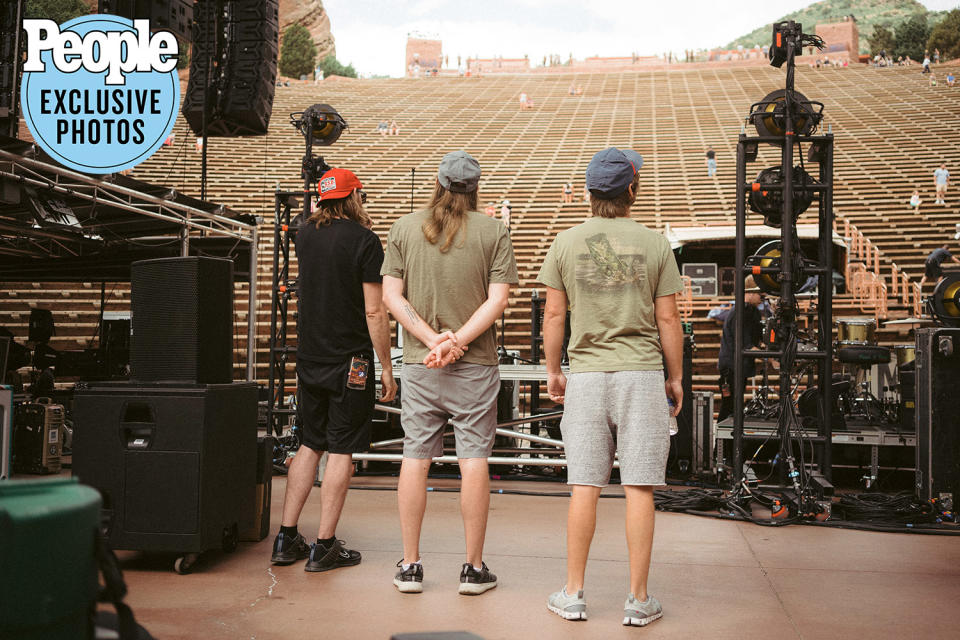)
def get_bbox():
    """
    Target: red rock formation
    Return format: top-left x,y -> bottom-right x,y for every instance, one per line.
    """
280,0 -> 335,61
